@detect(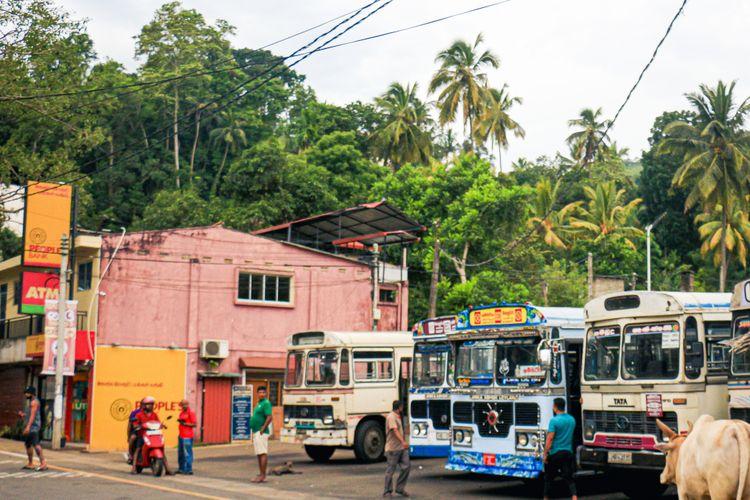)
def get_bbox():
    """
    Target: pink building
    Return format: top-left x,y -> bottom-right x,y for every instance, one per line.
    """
96,221 -> 412,443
